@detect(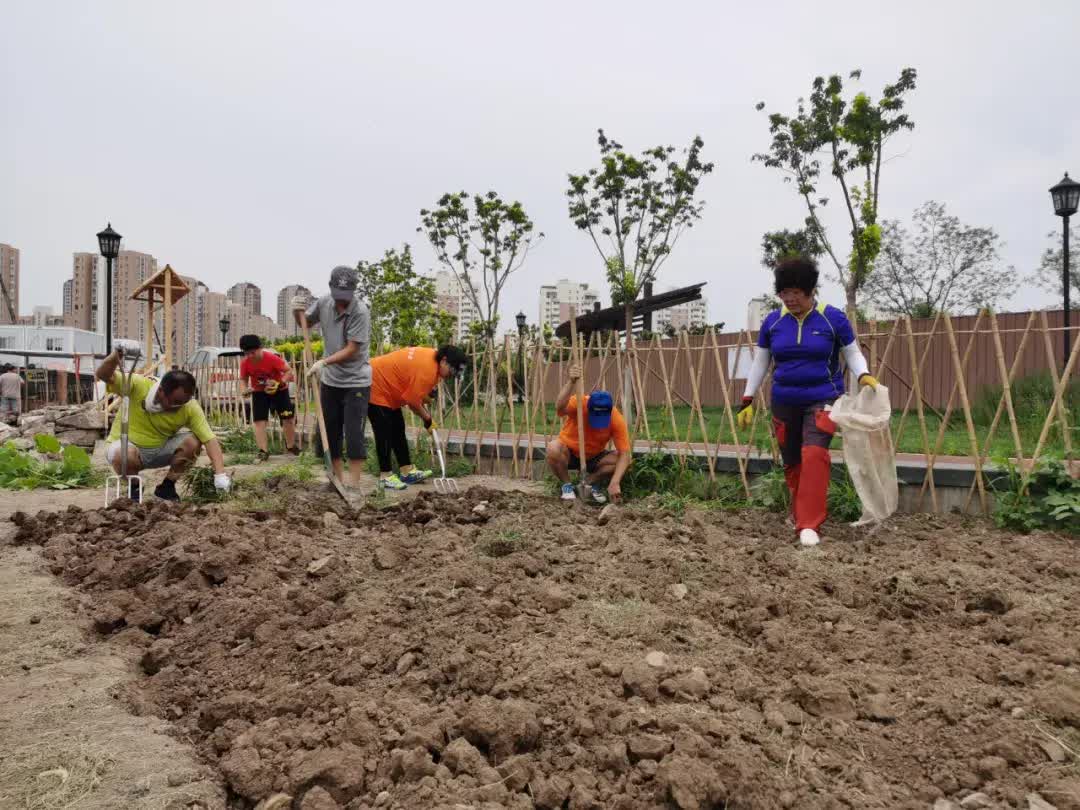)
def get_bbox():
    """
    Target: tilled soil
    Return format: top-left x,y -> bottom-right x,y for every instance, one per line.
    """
8,485 -> 1080,810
